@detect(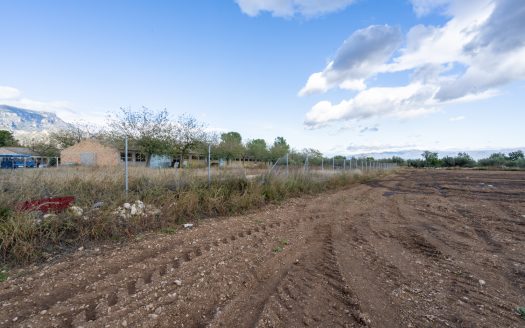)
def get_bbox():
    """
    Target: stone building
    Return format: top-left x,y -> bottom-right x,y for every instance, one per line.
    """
61,139 -> 124,166
60,139 -> 173,167
60,139 -> 215,168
